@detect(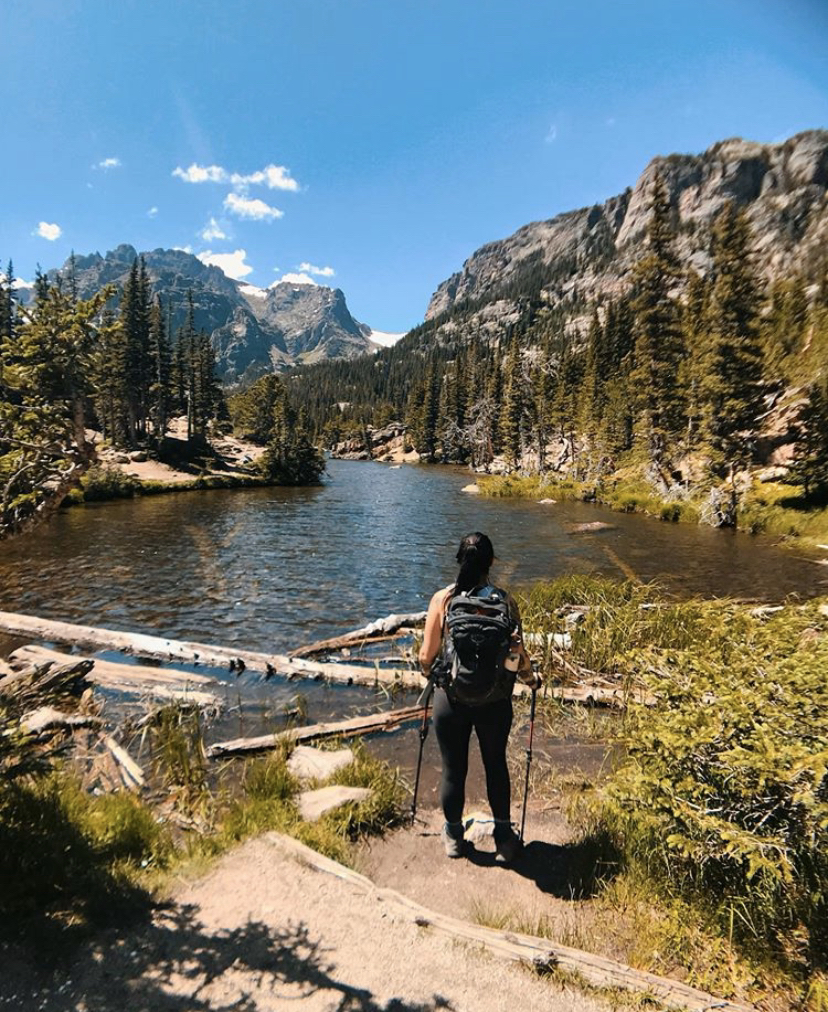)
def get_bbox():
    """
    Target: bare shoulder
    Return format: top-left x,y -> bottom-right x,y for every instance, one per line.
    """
429,585 -> 454,612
